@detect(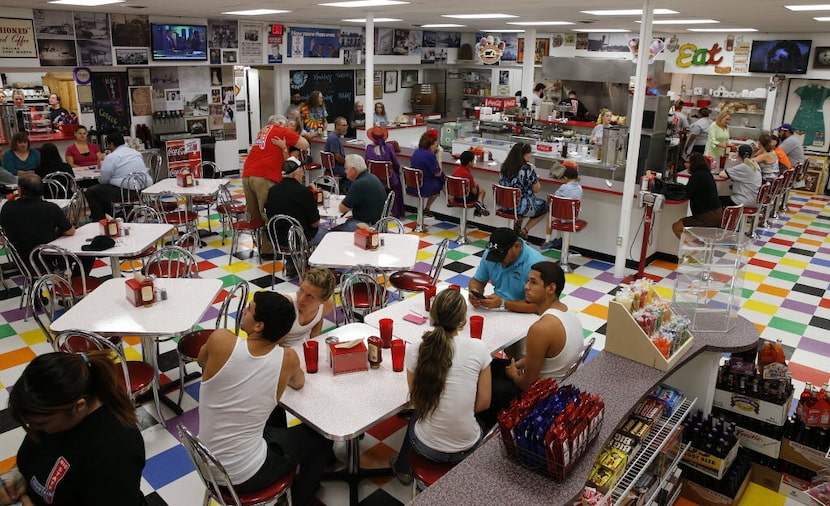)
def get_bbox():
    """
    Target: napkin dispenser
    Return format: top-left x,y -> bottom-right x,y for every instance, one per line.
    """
126,277 -> 155,307
99,218 -> 121,238
354,228 -> 379,250
176,172 -> 194,187
329,340 -> 369,375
